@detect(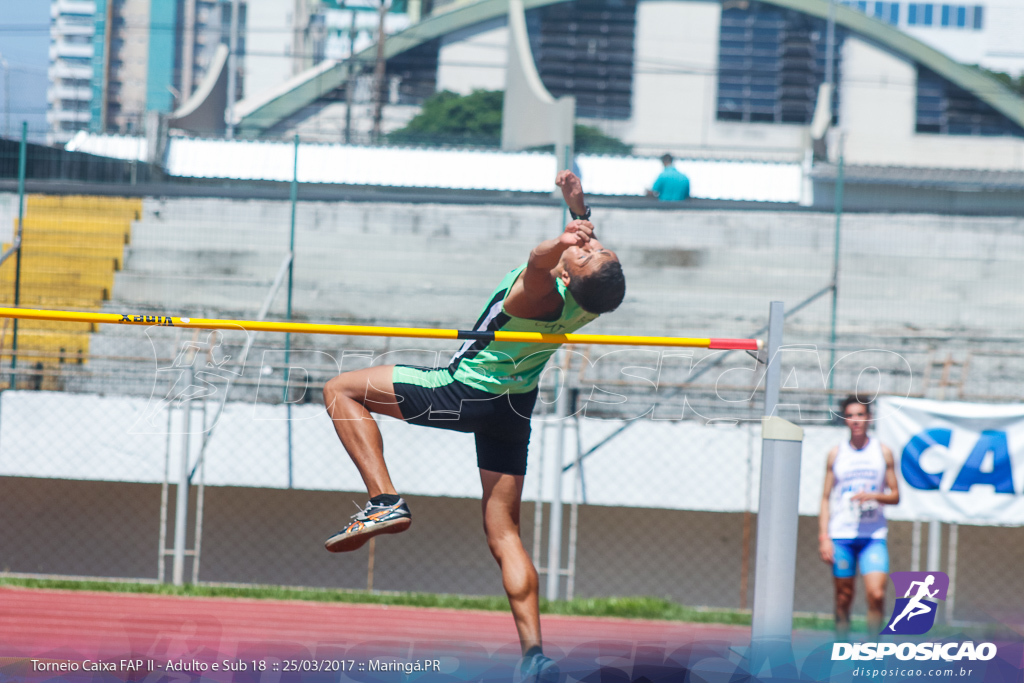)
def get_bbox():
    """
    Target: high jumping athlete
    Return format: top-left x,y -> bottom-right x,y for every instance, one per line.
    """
321,169 -> 626,681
